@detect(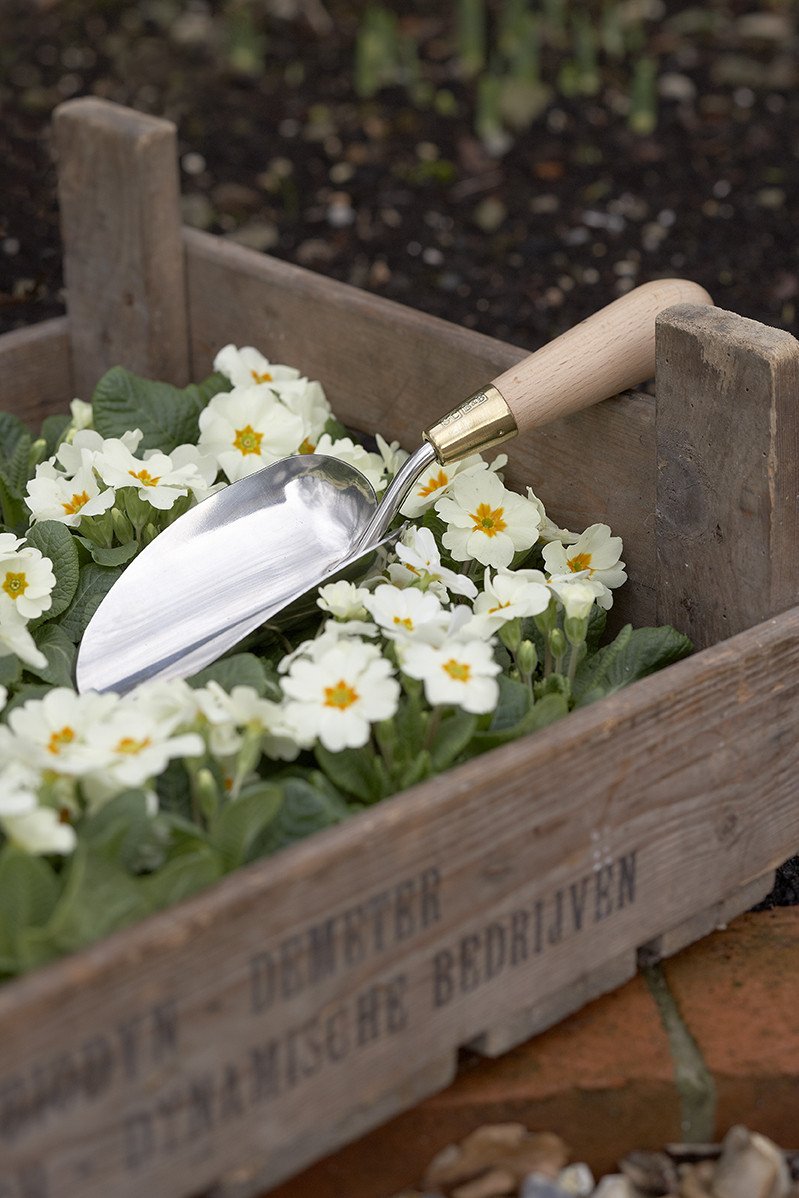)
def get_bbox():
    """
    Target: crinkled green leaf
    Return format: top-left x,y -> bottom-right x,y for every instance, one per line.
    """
40,412 -> 72,456
188,652 -> 268,696
0,411 -> 29,462
81,790 -> 169,873
140,846 -> 224,911
28,623 -> 76,687
76,537 -> 139,568
315,743 -> 387,804
0,653 -> 22,688
209,784 -> 283,869
25,520 -> 81,622
58,562 -> 122,642
467,691 -> 569,754
92,367 -> 208,453
0,431 -> 33,500
489,673 -> 532,732
195,370 -> 232,404
572,624 -> 692,707
252,775 -> 349,856
1,683 -> 50,720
